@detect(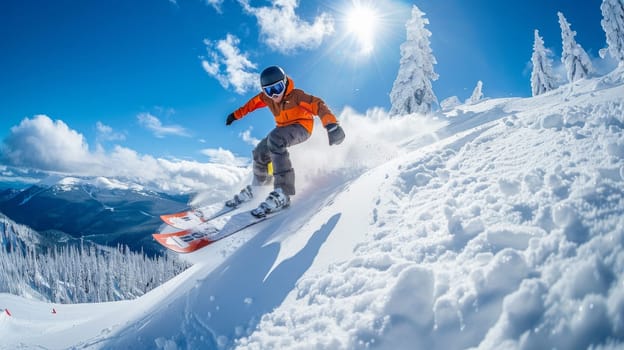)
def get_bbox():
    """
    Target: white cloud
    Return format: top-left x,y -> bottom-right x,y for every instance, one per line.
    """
239,0 -> 334,54
201,147 -> 249,166
104,146 -> 248,197
168,0 -> 223,13
0,115 -> 248,196
239,127 -> 261,146
201,34 -> 259,94
137,113 -> 190,138
204,0 -> 223,12
96,121 -> 126,142
1,115 -> 96,172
